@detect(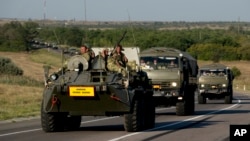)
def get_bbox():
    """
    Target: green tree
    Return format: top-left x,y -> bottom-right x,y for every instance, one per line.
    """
0,21 -> 28,51
231,66 -> 241,78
